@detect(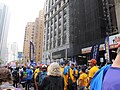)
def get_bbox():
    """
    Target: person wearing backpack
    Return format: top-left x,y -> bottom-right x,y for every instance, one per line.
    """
36,64 -> 47,90
39,62 -> 64,90
26,66 -> 33,90
12,67 -> 19,88
20,66 -> 28,89
68,63 -> 78,90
